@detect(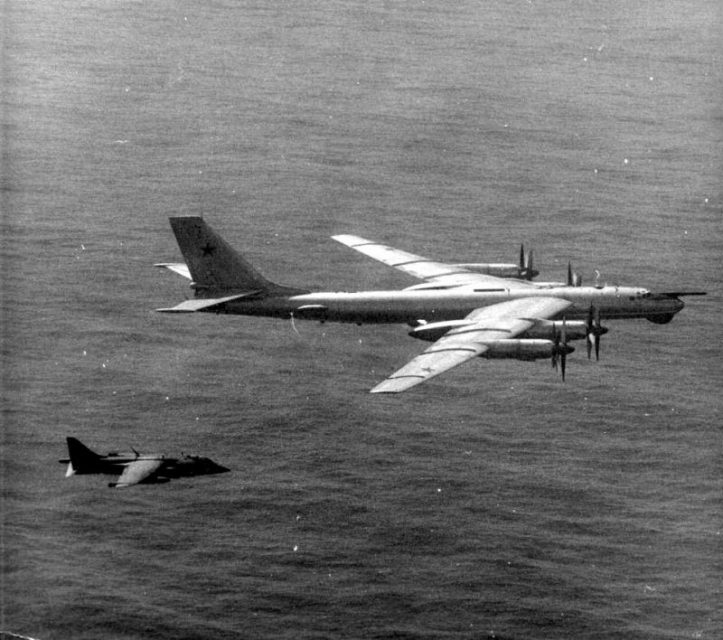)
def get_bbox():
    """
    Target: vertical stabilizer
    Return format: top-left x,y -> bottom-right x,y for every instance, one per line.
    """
168,217 -> 277,293
66,437 -> 100,472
